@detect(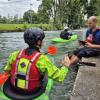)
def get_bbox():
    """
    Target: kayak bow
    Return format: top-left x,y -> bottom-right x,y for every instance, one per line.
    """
51,34 -> 77,43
